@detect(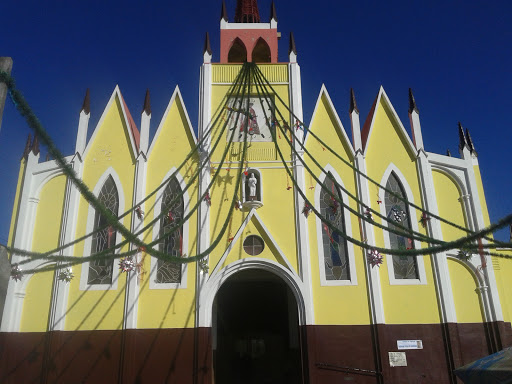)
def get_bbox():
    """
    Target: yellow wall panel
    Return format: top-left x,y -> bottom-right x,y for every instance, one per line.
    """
448,258 -> 484,323
20,270 -> 55,332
